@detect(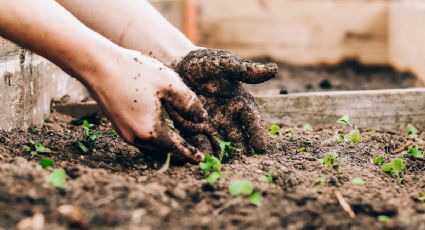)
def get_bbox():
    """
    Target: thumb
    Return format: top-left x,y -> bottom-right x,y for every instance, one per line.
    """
236,61 -> 278,84
162,75 -> 208,123
214,50 -> 278,84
